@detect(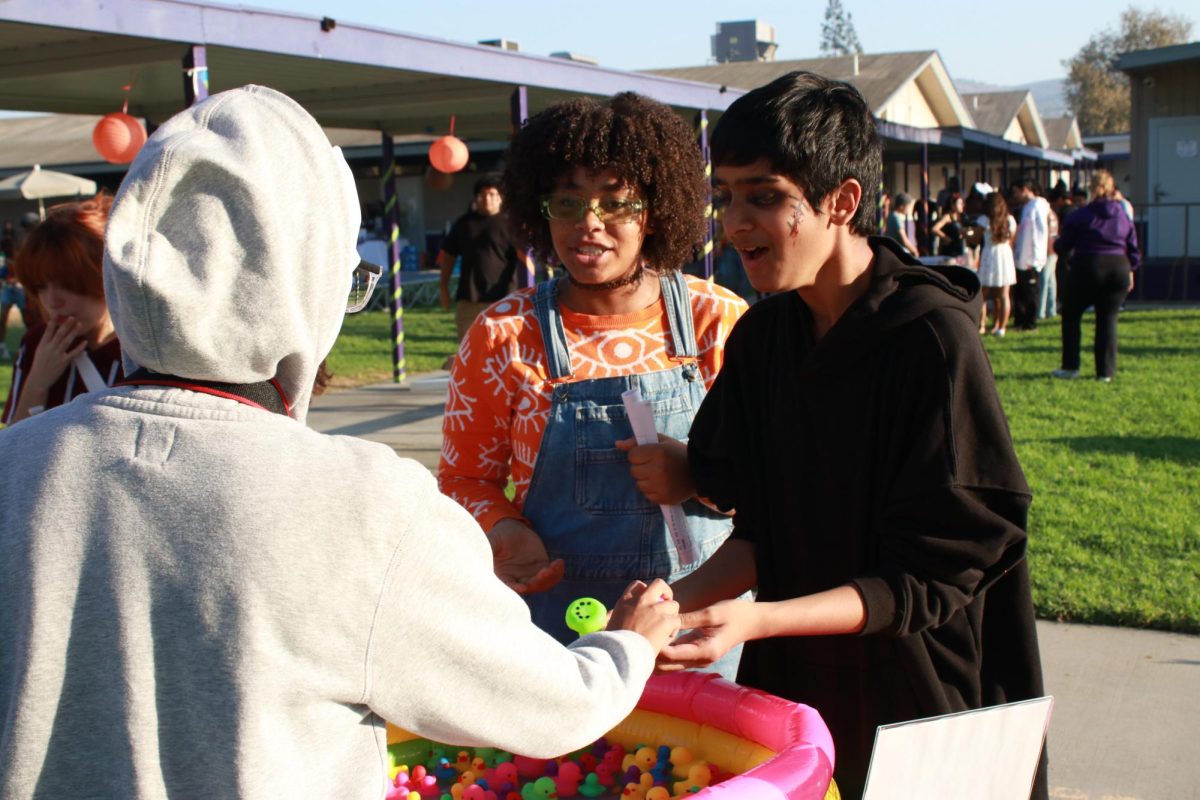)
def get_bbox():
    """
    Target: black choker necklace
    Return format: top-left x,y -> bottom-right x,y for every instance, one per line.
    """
568,266 -> 647,292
